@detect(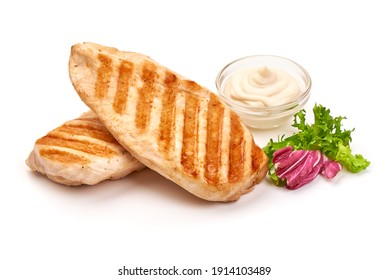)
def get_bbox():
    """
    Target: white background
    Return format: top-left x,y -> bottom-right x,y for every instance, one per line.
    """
1,1 -> 386,279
